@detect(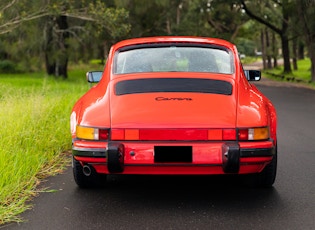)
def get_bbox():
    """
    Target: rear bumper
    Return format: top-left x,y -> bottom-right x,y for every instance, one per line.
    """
72,139 -> 275,175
